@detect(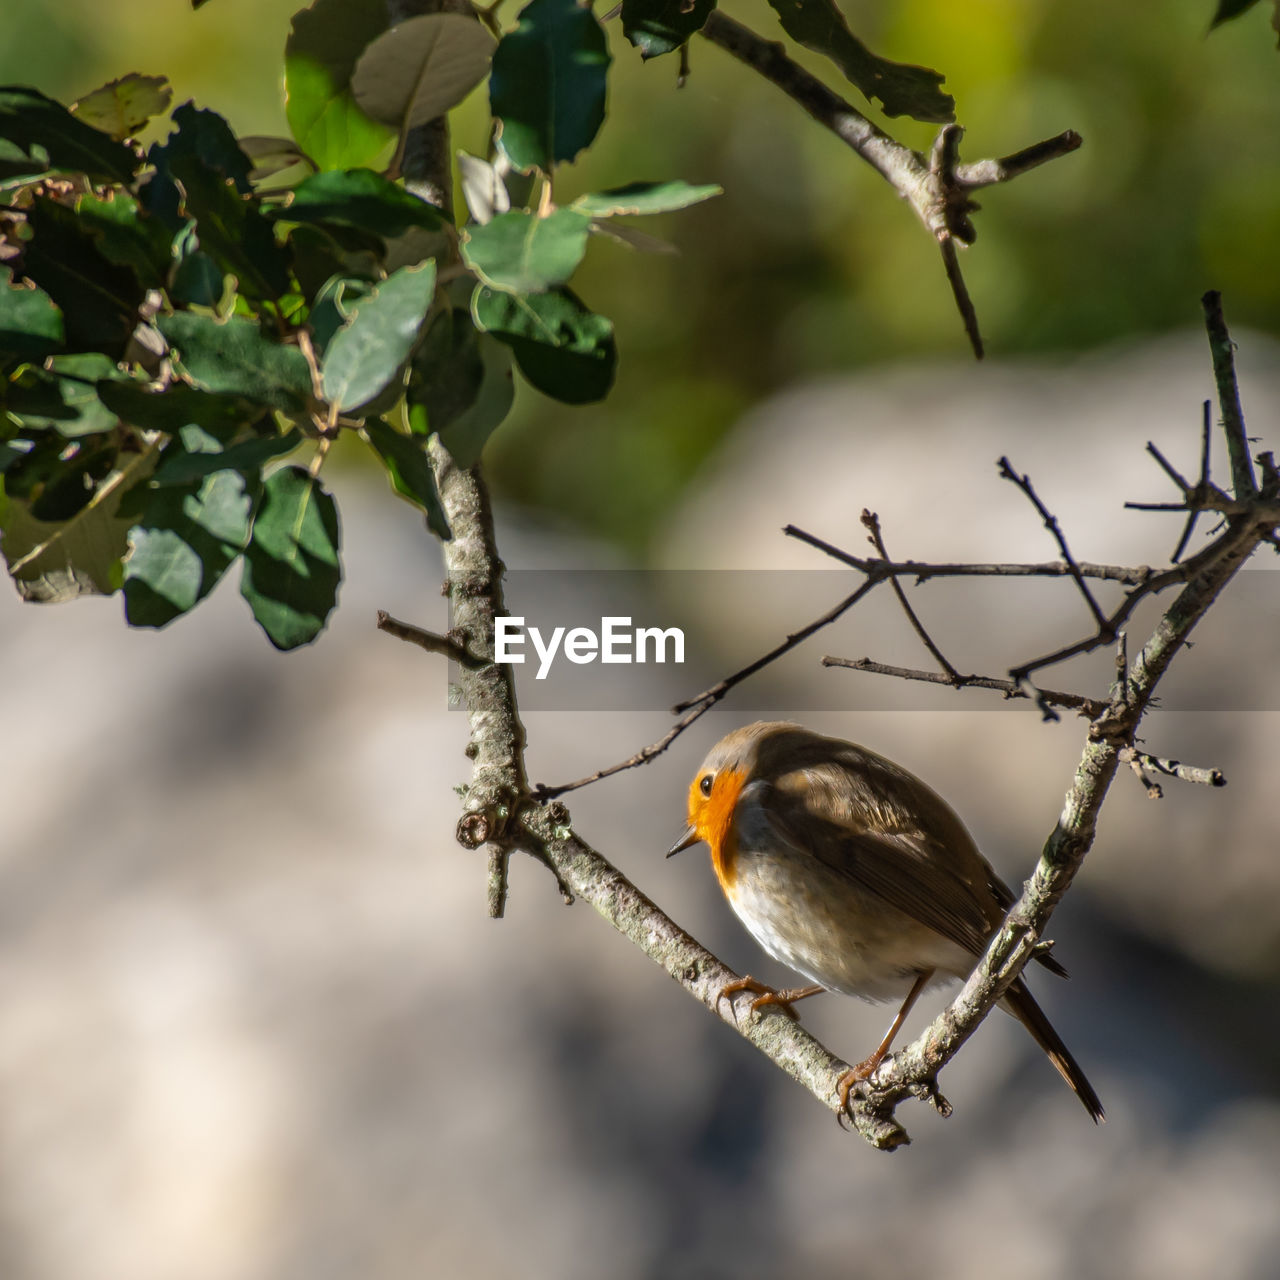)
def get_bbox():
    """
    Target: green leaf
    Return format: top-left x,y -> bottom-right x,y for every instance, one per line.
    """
75,189 -> 171,292
407,306 -> 484,433
285,0 -> 397,171
0,272 -> 64,361
238,135 -> 311,182
621,0 -> 715,60
490,0 -> 611,171
763,0 -> 954,124
20,196 -> 146,352
321,260 -> 436,411
152,426 -> 302,486
4,353 -> 127,437
571,180 -> 722,217
472,283 -> 615,403
418,329 -> 515,468
267,167 -> 444,235
96,380 -> 260,437
239,465 -> 341,650
0,85 -> 137,181
360,416 -> 449,537
0,443 -> 157,601
461,209 -> 591,294
351,14 -> 495,132
123,465 -> 256,627
150,105 -> 292,300
157,312 -> 313,410
1210,0 -> 1261,25
71,74 -> 172,142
